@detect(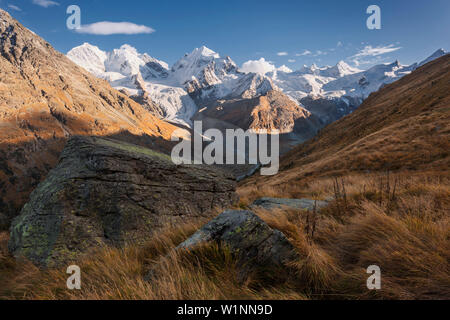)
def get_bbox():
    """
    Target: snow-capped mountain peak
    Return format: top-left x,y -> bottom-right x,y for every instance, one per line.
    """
105,44 -> 146,76
277,65 -> 293,73
171,46 -> 223,84
67,43 -> 107,76
419,48 -> 447,66
193,45 -> 220,59
68,43 -> 170,81
319,60 -> 361,78
336,60 -> 361,74
67,43 -> 447,129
